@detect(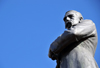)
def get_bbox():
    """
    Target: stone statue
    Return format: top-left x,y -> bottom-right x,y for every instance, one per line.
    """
48,10 -> 98,68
